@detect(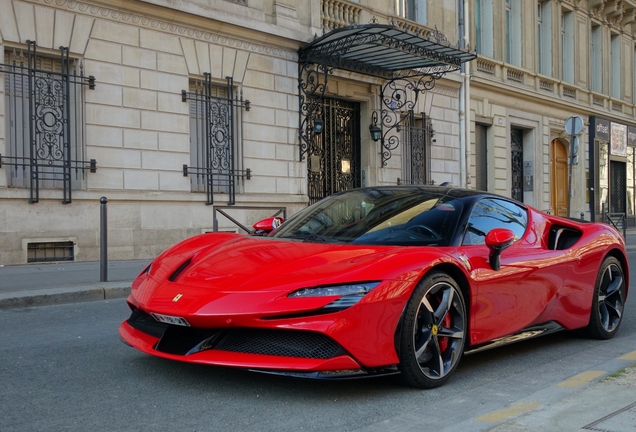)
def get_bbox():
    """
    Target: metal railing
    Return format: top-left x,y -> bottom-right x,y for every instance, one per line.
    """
603,212 -> 626,238
212,206 -> 287,234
